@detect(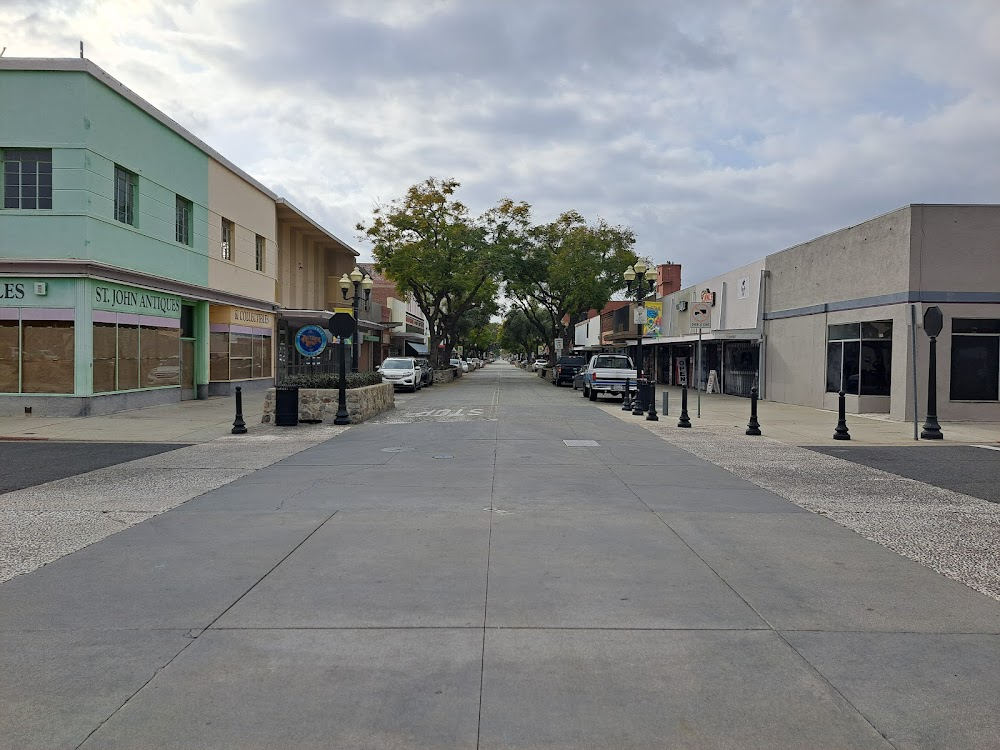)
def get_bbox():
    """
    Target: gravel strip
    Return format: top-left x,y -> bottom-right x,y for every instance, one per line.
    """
0,424 -> 349,583
600,403 -> 1000,601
